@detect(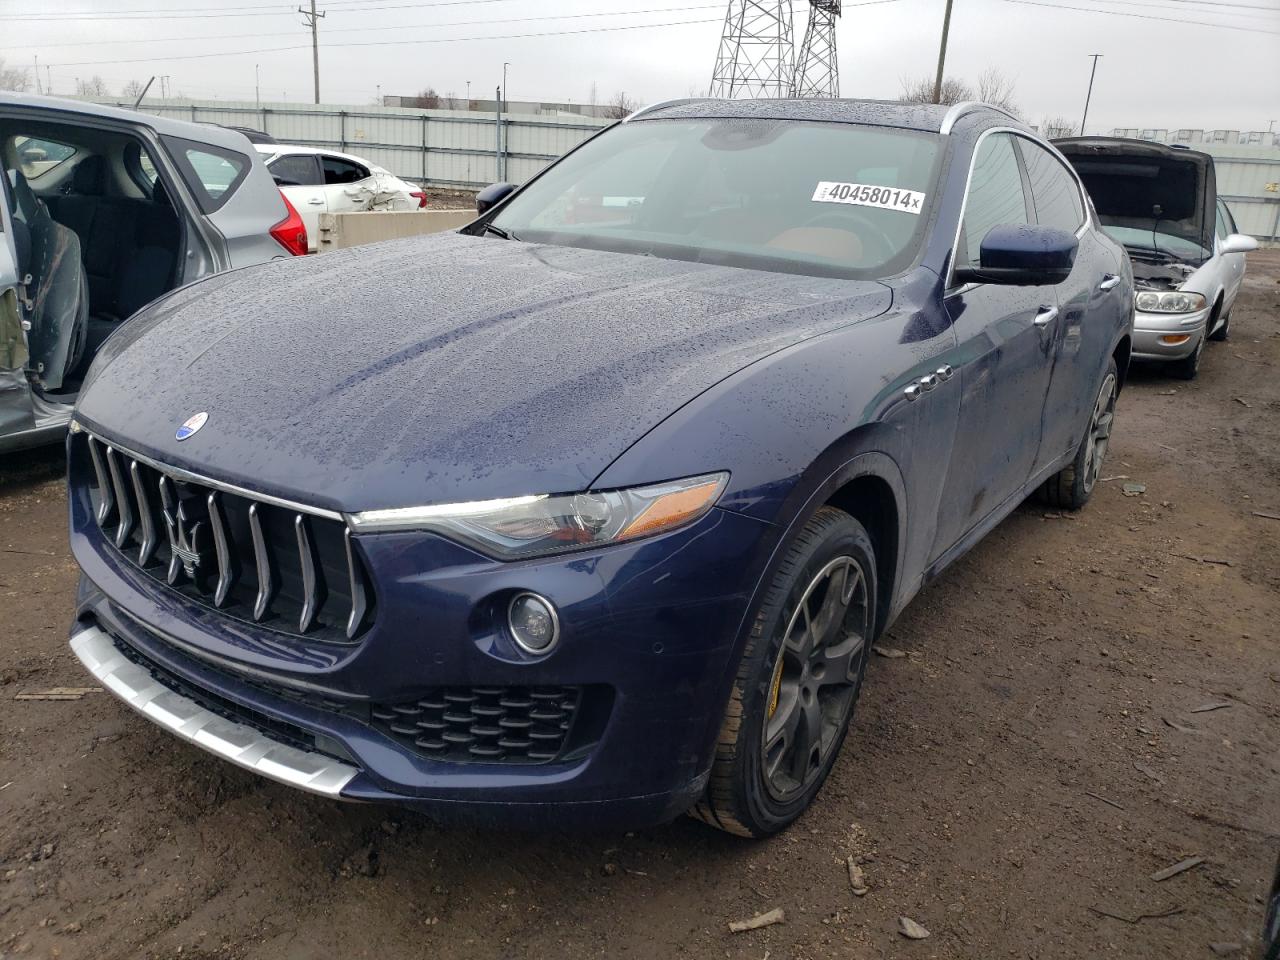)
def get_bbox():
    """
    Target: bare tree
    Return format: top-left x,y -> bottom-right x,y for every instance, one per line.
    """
1039,115 -> 1078,139
413,87 -> 440,109
76,75 -> 110,97
602,91 -> 639,120
121,79 -> 147,101
975,67 -> 1019,116
589,81 -> 598,108
441,90 -> 459,110
899,74 -> 972,106
0,58 -> 30,93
